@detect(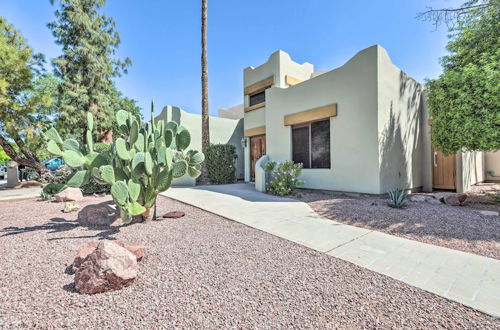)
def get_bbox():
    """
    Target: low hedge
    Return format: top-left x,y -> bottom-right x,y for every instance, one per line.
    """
205,143 -> 237,184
